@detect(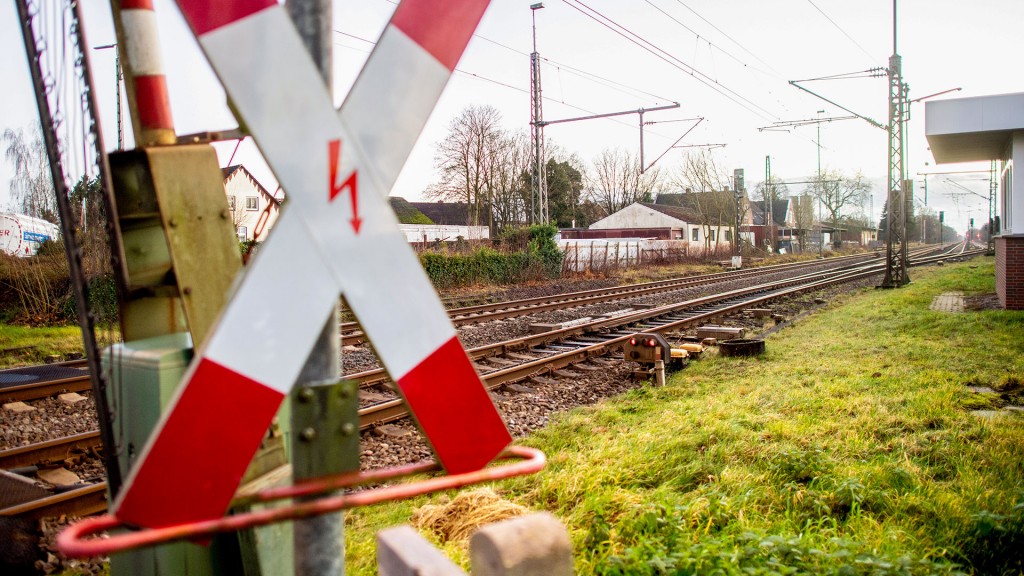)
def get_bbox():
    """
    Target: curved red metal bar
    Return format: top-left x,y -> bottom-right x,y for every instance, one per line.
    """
58,446 -> 545,558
